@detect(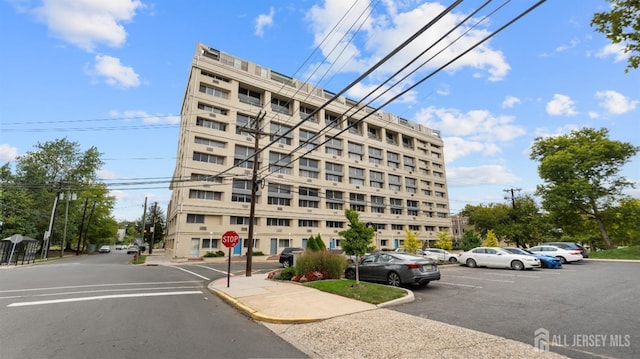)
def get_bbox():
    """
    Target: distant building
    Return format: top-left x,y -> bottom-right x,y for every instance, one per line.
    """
164,43 -> 452,259
450,214 -> 472,243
